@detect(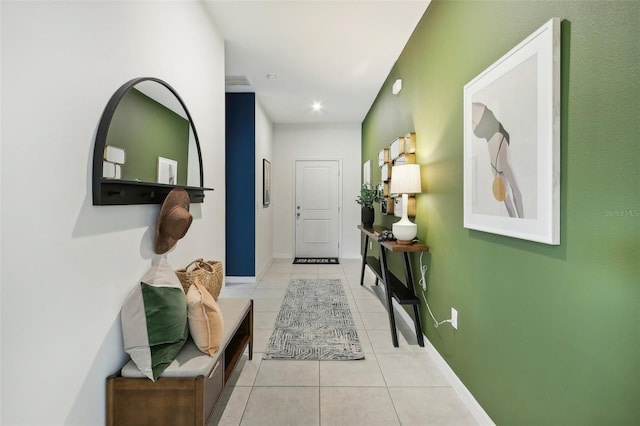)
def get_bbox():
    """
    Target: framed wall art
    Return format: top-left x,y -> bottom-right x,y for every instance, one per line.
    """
463,17 -> 561,245
263,159 -> 271,206
157,156 -> 178,185
363,160 -> 371,185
